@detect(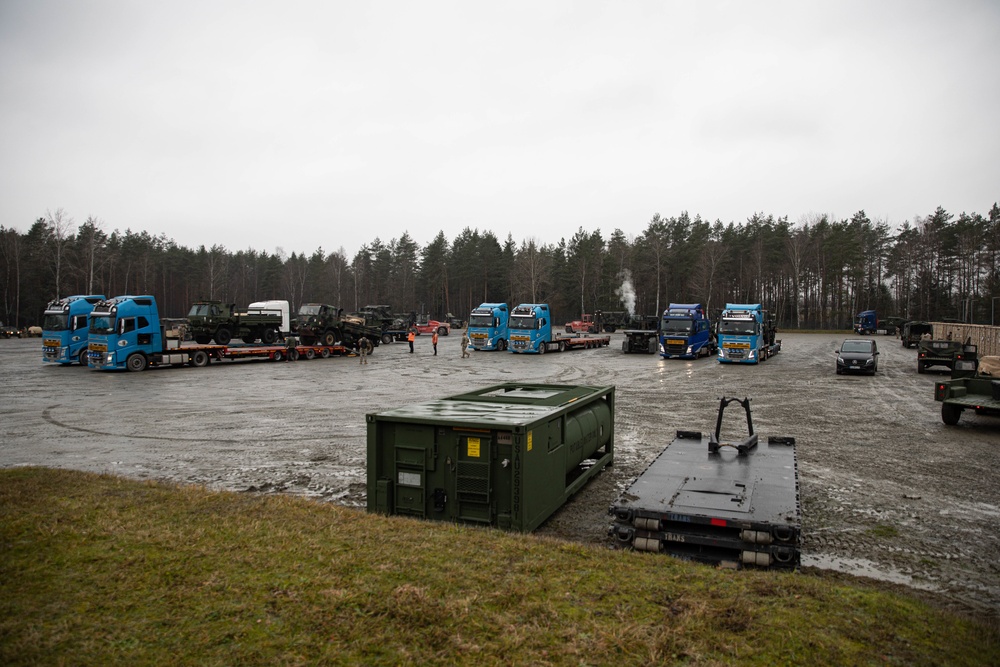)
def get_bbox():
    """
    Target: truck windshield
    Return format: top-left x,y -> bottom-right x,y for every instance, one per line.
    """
509,316 -> 537,330
720,320 -> 757,336
298,305 -> 322,316
43,314 -> 69,331
89,315 -> 115,334
188,304 -> 213,317
661,318 -> 693,335
469,314 -> 495,327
